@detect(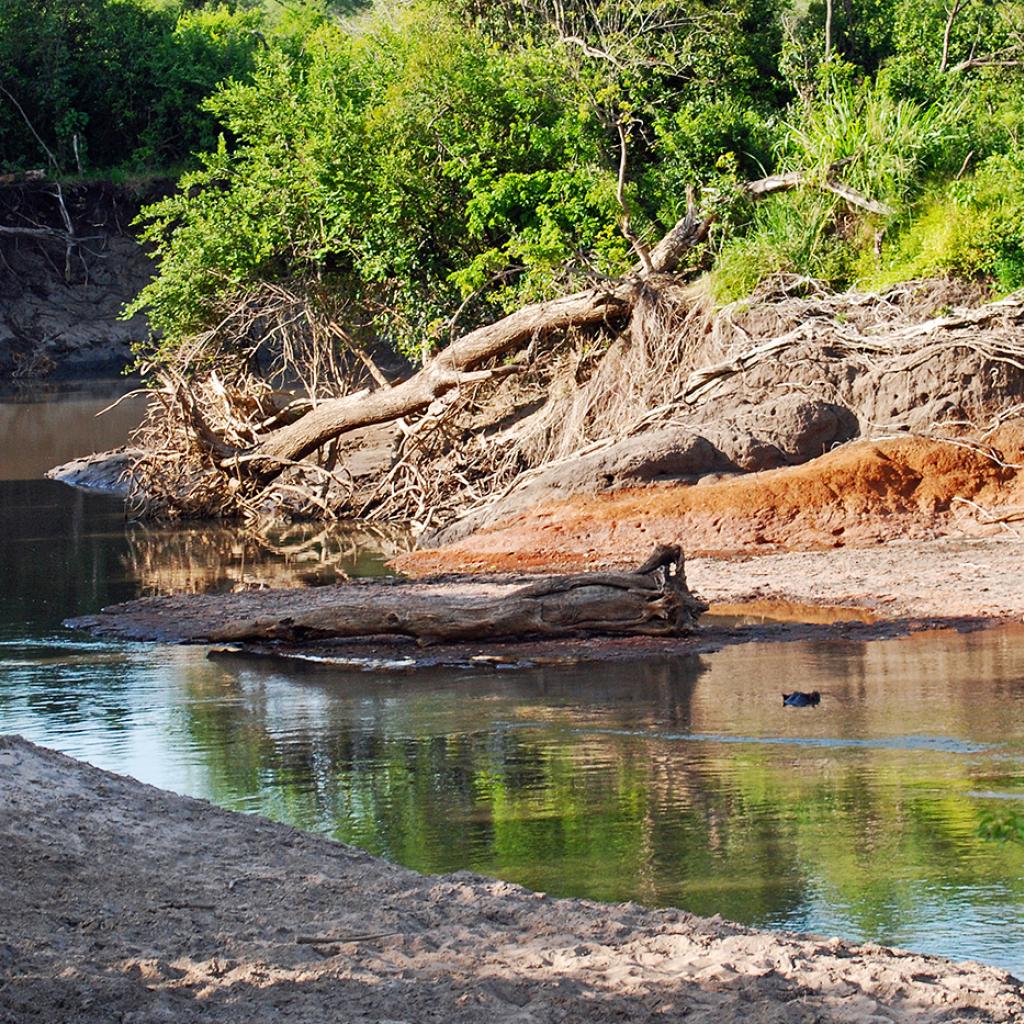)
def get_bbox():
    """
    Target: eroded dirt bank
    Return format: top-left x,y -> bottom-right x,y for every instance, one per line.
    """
1,735 -> 1022,1024
397,432 -> 1024,624
0,180 -> 163,380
